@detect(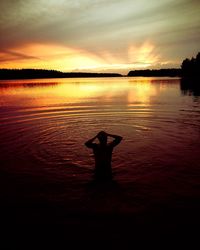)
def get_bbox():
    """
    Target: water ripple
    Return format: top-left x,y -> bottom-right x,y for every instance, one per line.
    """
1,78 -> 200,185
